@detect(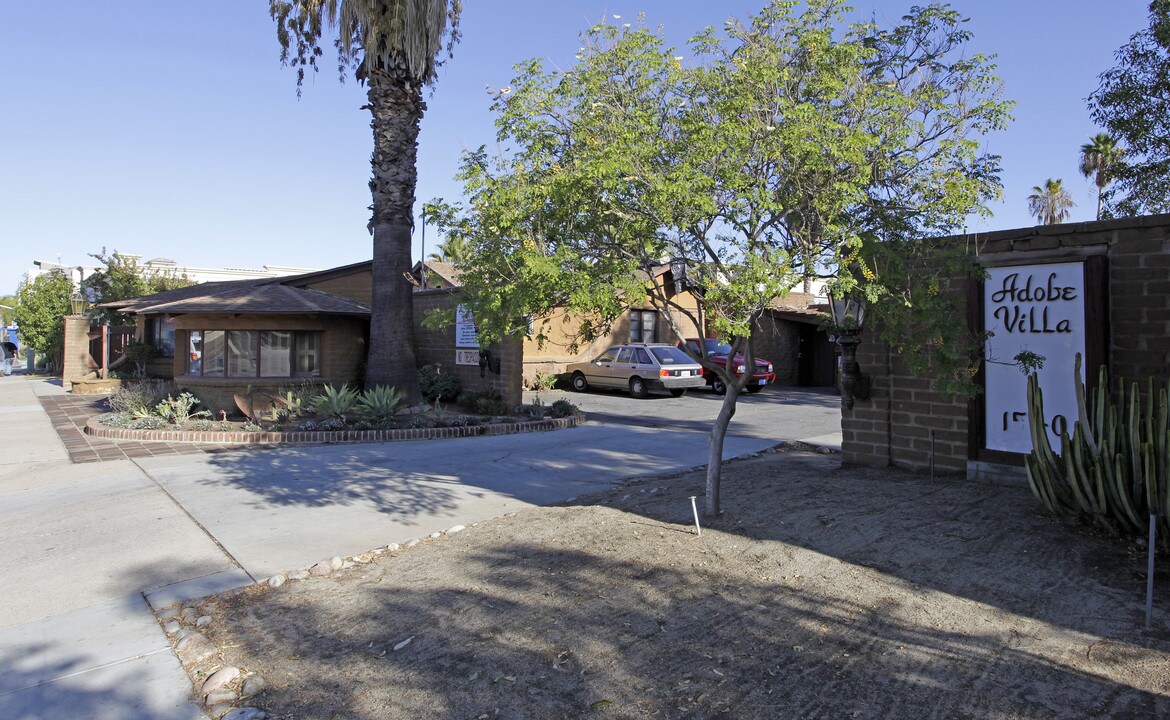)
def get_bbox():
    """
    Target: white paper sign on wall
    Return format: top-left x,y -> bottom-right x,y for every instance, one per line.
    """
455,305 -> 479,349
983,262 -> 1086,453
